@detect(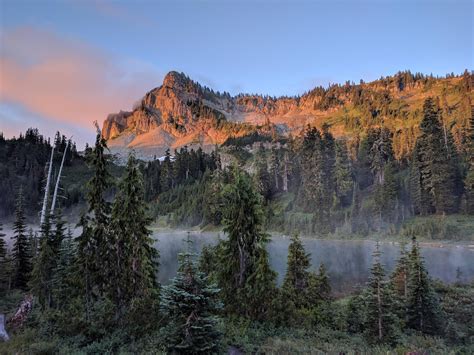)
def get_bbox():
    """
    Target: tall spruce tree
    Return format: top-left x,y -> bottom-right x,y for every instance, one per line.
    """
464,107 -> 474,214
52,228 -> 76,306
334,140 -> 353,208
254,145 -> 272,201
0,223 -> 9,292
11,187 -> 31,289
0,223 -> 6,264
108,154 -> 159,318
282,233 -> 312,308
413,98 -> 460,214
364,242 -> 399,344
215,167 -> 276,320
161,236 -> 221,354
76,124 -> 112,304
30,213 -> 56,308
406,237 -> 443,335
